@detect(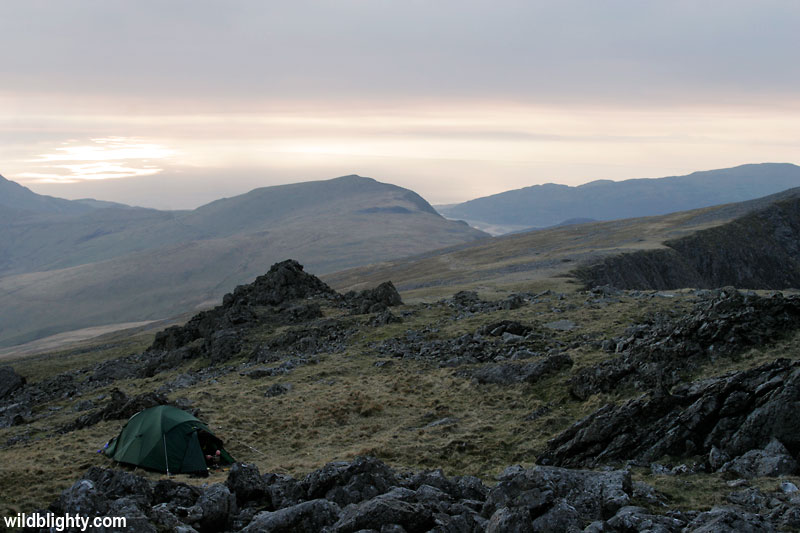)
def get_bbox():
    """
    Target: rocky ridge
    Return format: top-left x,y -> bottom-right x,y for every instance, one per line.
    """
45,455 -> 800,532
